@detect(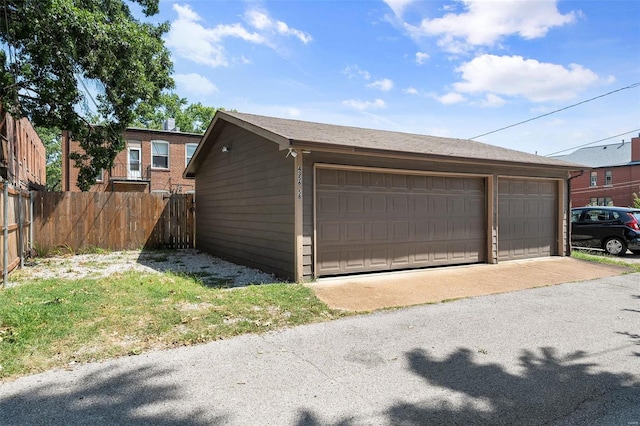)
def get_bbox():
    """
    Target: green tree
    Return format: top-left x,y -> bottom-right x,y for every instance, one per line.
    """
132,93 -> 220,134
0,0 -> 174,191
632,193 -> 640,209
35,127 -> 62,191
